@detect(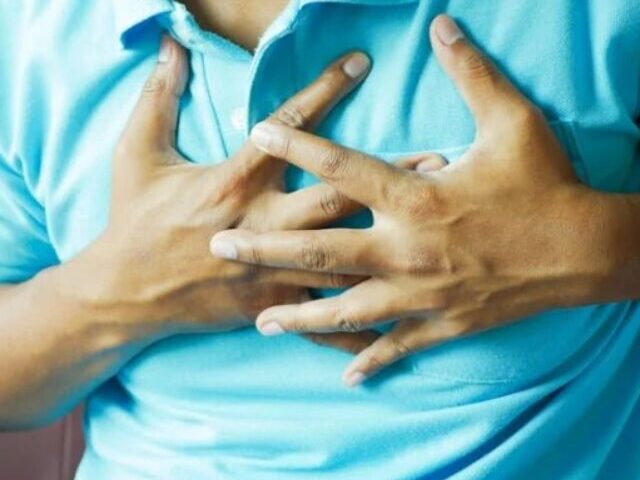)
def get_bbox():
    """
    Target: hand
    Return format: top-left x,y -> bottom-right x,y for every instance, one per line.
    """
209,15 -> 604,385
87,36 -> 376,340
